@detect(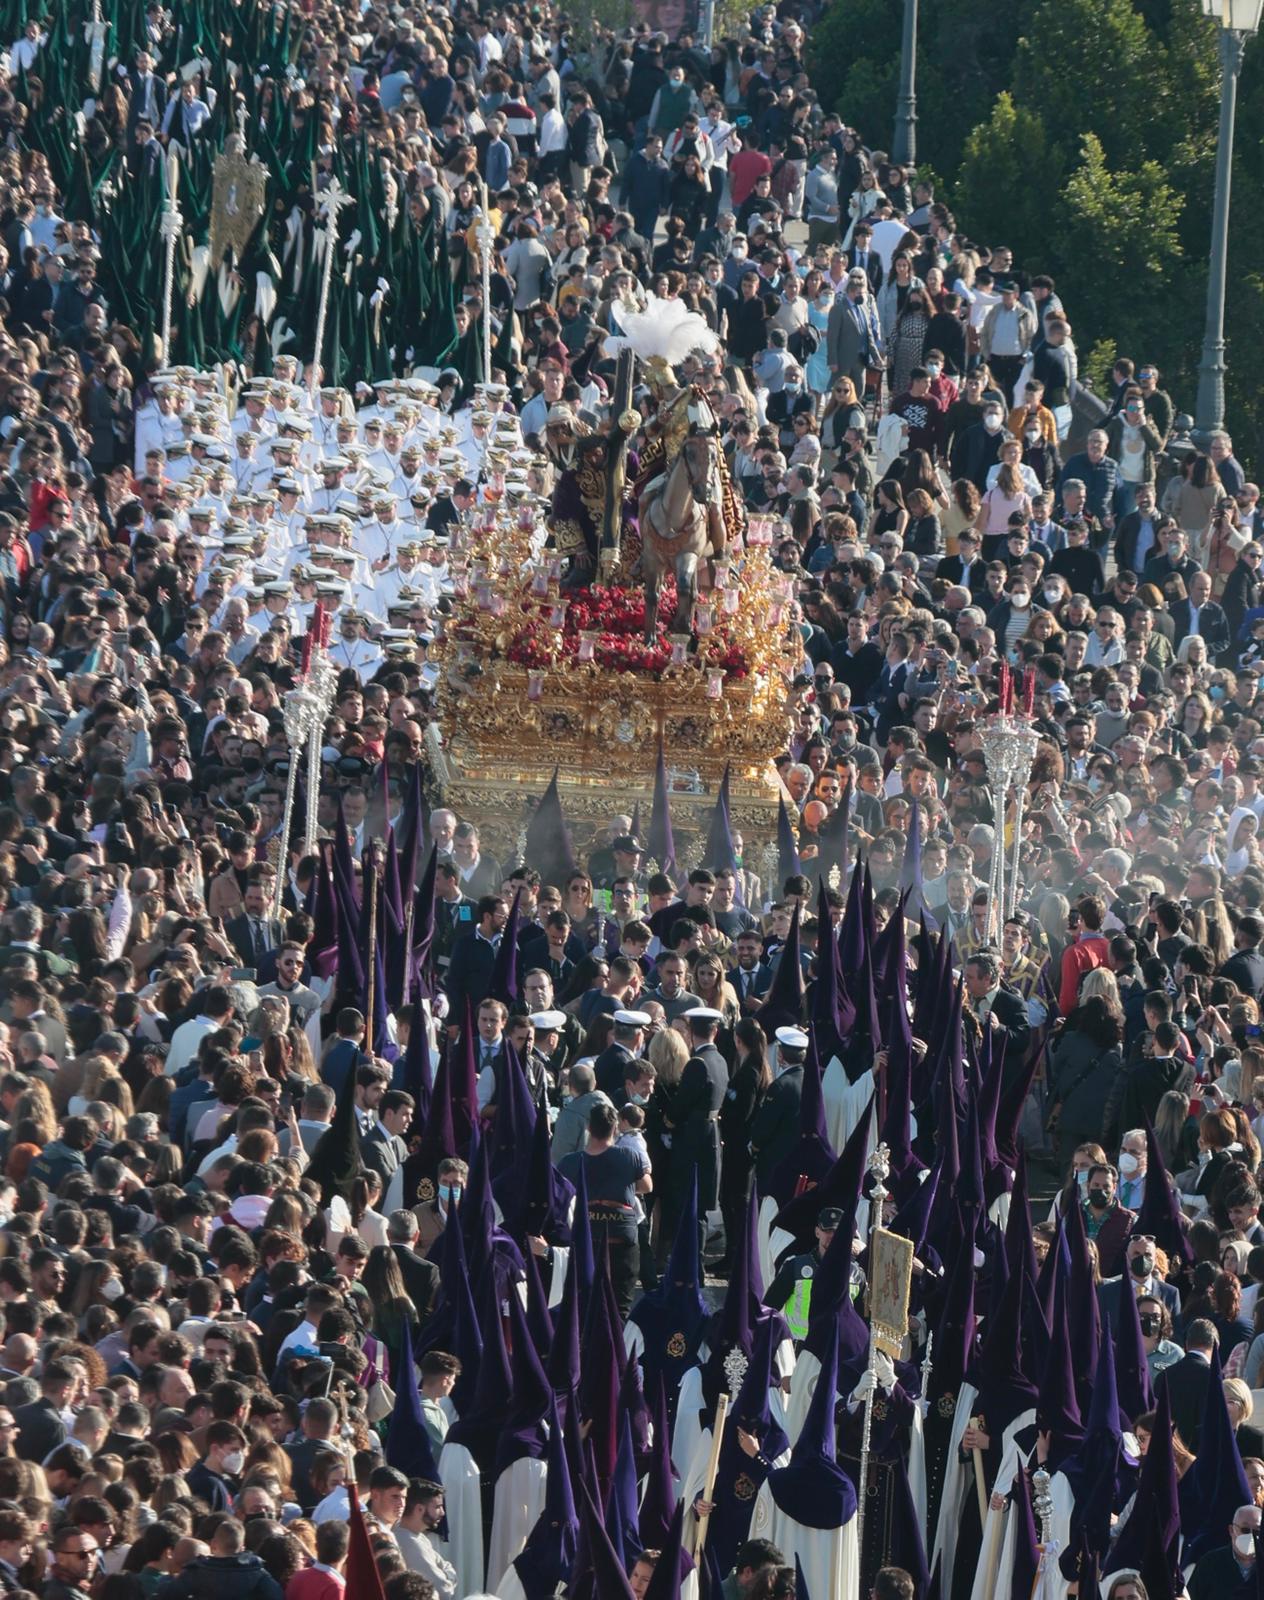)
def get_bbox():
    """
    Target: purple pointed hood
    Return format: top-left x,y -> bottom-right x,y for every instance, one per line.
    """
969,1250 -> 1038,1438
639,1370 -> 677,1555
408,844 -> 439,1002
385,1328 -> 443,1484
1113,1249 -> 1154,1427
1137,1112 -> 1194,1265
579,1255 -> 627,1502
446,1266 -> 513,1465
496,1283 -> 553,1474
649,739 -> 677,879
604,1412 -> 642,1571
721,1310 -> 791,1499
546,1246 -> 581,1400
703,763 -> 740,877
627,1171 -> 708,1389
576,1479 -> 636,1600
524,767 -> 576,890
1061,1319 -> 1126,1569
1107,1378 -> 1181,1587
512,1394 -> 579,1600
928,1218 -> 978,1406
756,899 -> 805,1033
767,1313 -> 857,1529
1179,1340 -> 1252,1564
1007,1458 -> 1041,1600
1036,1250 -> 1085,1469
489,886 -> 522,1006
642,1496 -> 694,1600
770,1090 -> 873,1260
777,793 -> 801,889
